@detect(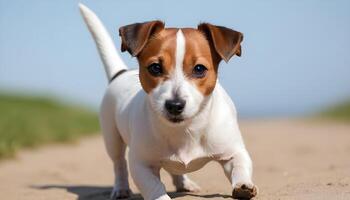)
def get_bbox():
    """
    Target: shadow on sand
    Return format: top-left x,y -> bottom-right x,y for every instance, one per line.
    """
32,185 -> 232,199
